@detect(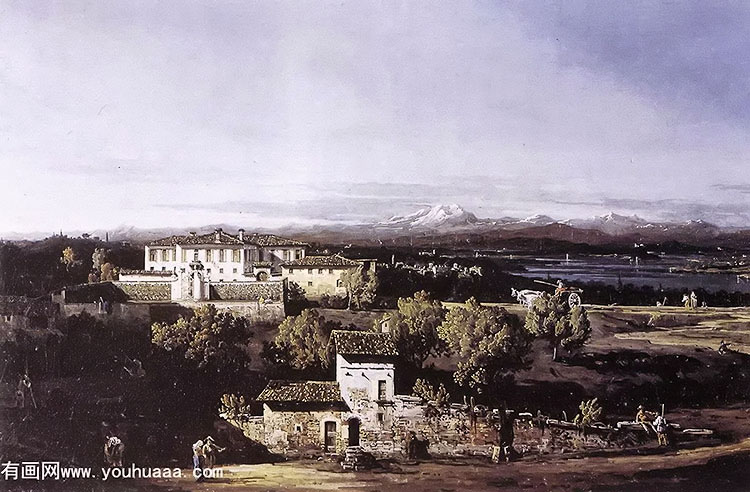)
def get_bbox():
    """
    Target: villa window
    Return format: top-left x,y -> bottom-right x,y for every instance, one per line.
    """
284,250 -> 290,261
308,268 -> 313,274
206,249 -> 213,262
219,250 -> 226,262
318,269 -> 323,274
219,268 -> 224,274
233,249 -> 241,262
328,269 -> 333,274
181,249 -> 186,262
149,250 -> 157,262
336,279 -> 343,288
233,268 -> 237,273
161,267 -> 166,271
289,268 -> 294,273
207,268 -> 211,274
307,281 -> 313,287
